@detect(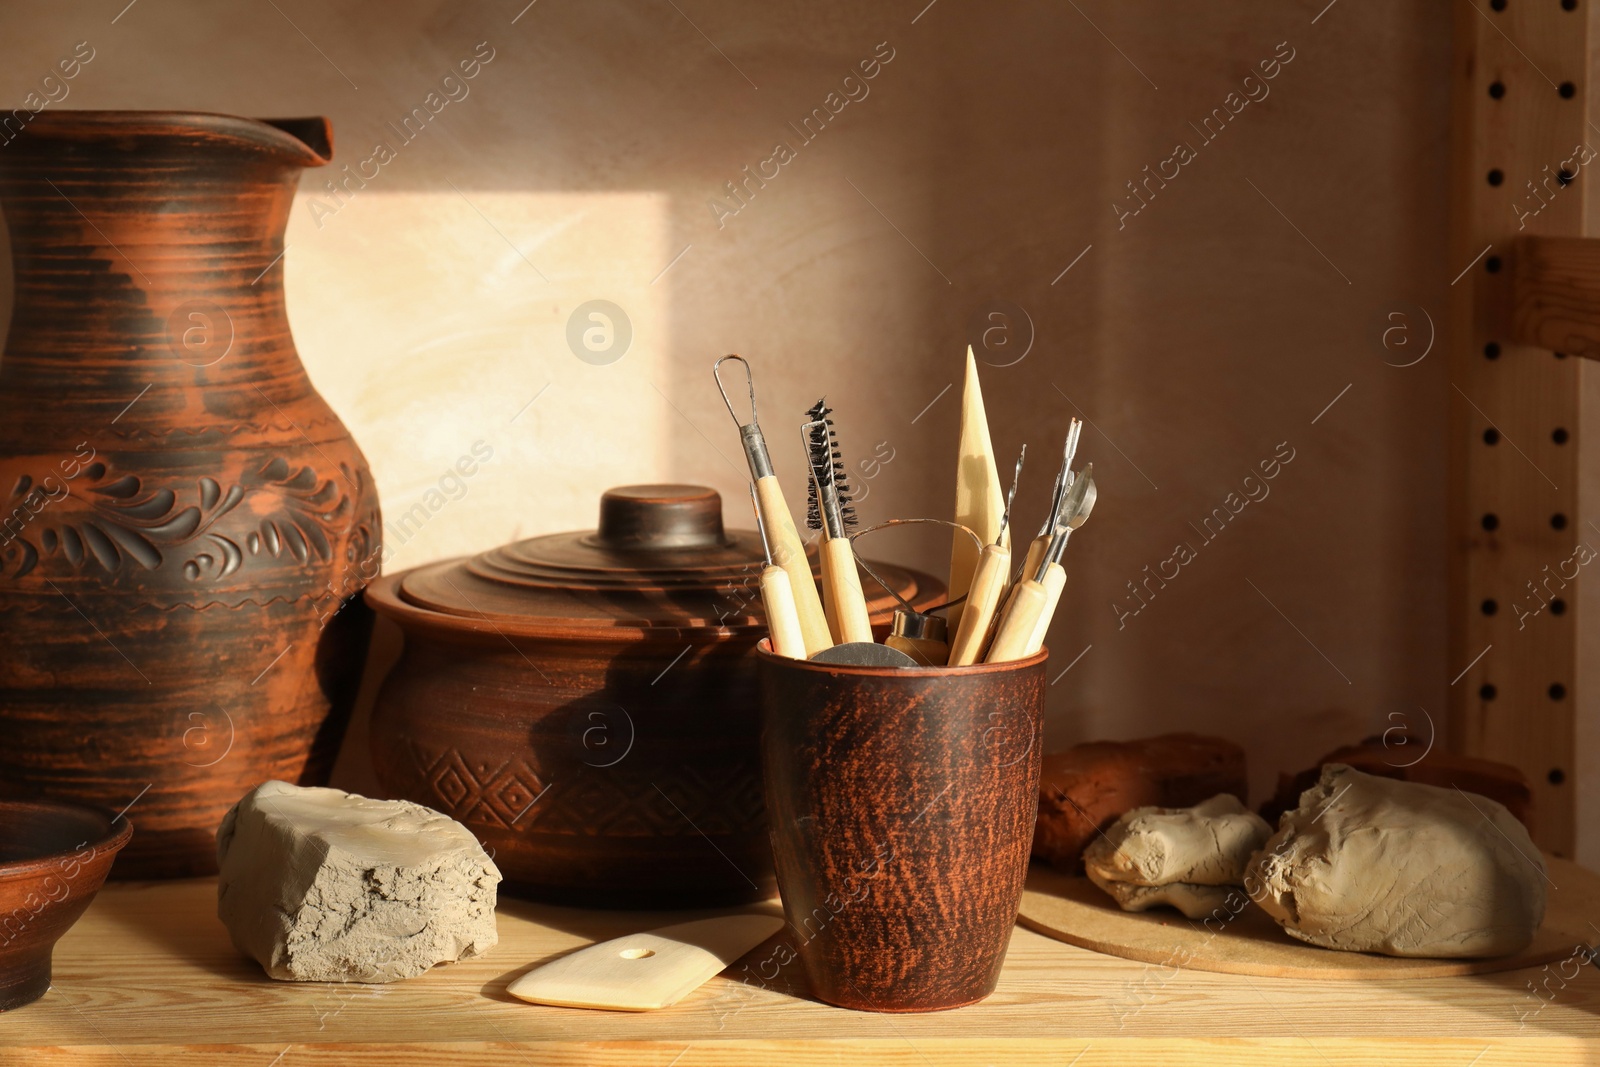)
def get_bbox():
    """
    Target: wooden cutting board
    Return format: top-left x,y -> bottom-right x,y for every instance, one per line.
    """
1017,854 -> 1598,979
